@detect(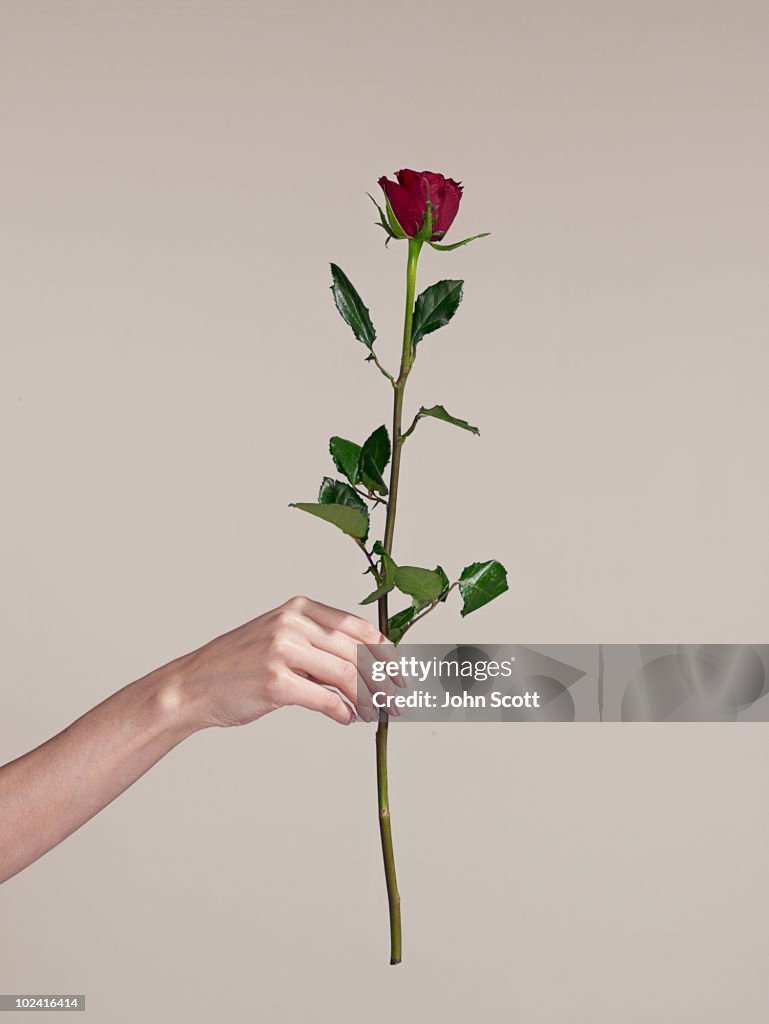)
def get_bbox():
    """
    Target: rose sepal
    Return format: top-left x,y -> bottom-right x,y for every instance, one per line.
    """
366,193 -> 407,245
428,231 -> 491,251
384,195 -> 408,238
414,198 -> 435,243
